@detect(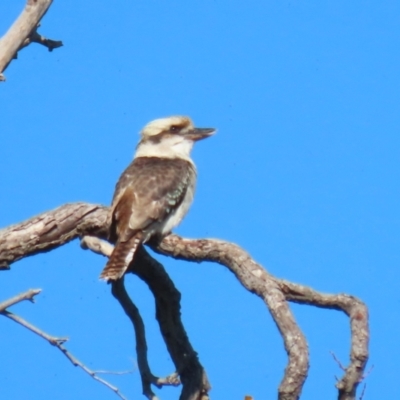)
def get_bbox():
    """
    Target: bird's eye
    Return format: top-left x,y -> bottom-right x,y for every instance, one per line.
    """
170,125 -> 180,132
